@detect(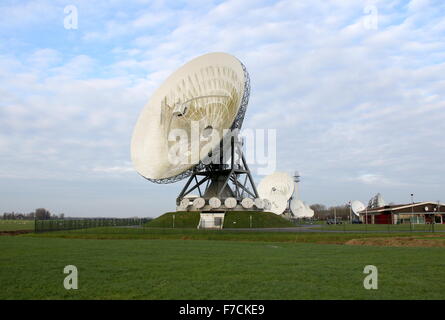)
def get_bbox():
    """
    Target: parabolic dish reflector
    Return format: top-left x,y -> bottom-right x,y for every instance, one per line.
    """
290,199 -> 314,218
131,52 -> 250,183
290,199 -> 306,217
257,172 -> 294,201
267,194 -> 288,215
351,200 -> 366,216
